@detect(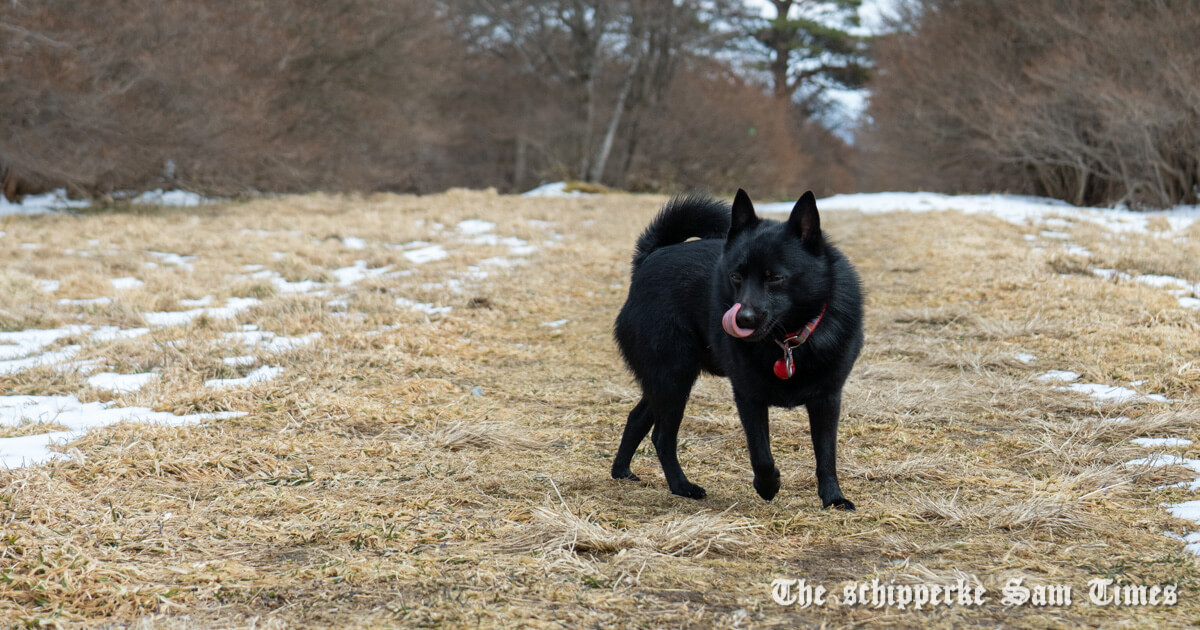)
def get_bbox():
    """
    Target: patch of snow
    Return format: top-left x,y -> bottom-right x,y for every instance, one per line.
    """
521,182 -> 598,198
480,257 -> 520,267
222,331 -> 321,353
0,395 -> 246,468
1015,353 -> 1037,364
395,297 -> 453,315
1136,275 -> 1191,290
757,192 -> 1200,236
1092,268 -> 1130,281
456,219 -> 497,235
86,372 -> 157,394
1039,369 -> 1174,404
38,279 -> 60,292
456,267 -> 489,282
1063,382 -> 1141,403
403,244 -> 449,264
0,327 -> 85,361
1132,437 -> 1193,448
110,277 -> 144,290
541,319 -> 569,328
0,189 -> 90,215
0,346 -> 81,375
204,365 -> 282,389
342,236 -> 367,250
90,326 -> 150,342
131,189 -> 206,206
179,296 -> 214,307
467,233 -> 538,255
1125,453 -> 1200,473
142,297 -> 260,327
222,355 -> 257,366
57,296 -> 111,307
147,250 -> 196,271
331,260 -> 390,286
1037,370 -> 1080,383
